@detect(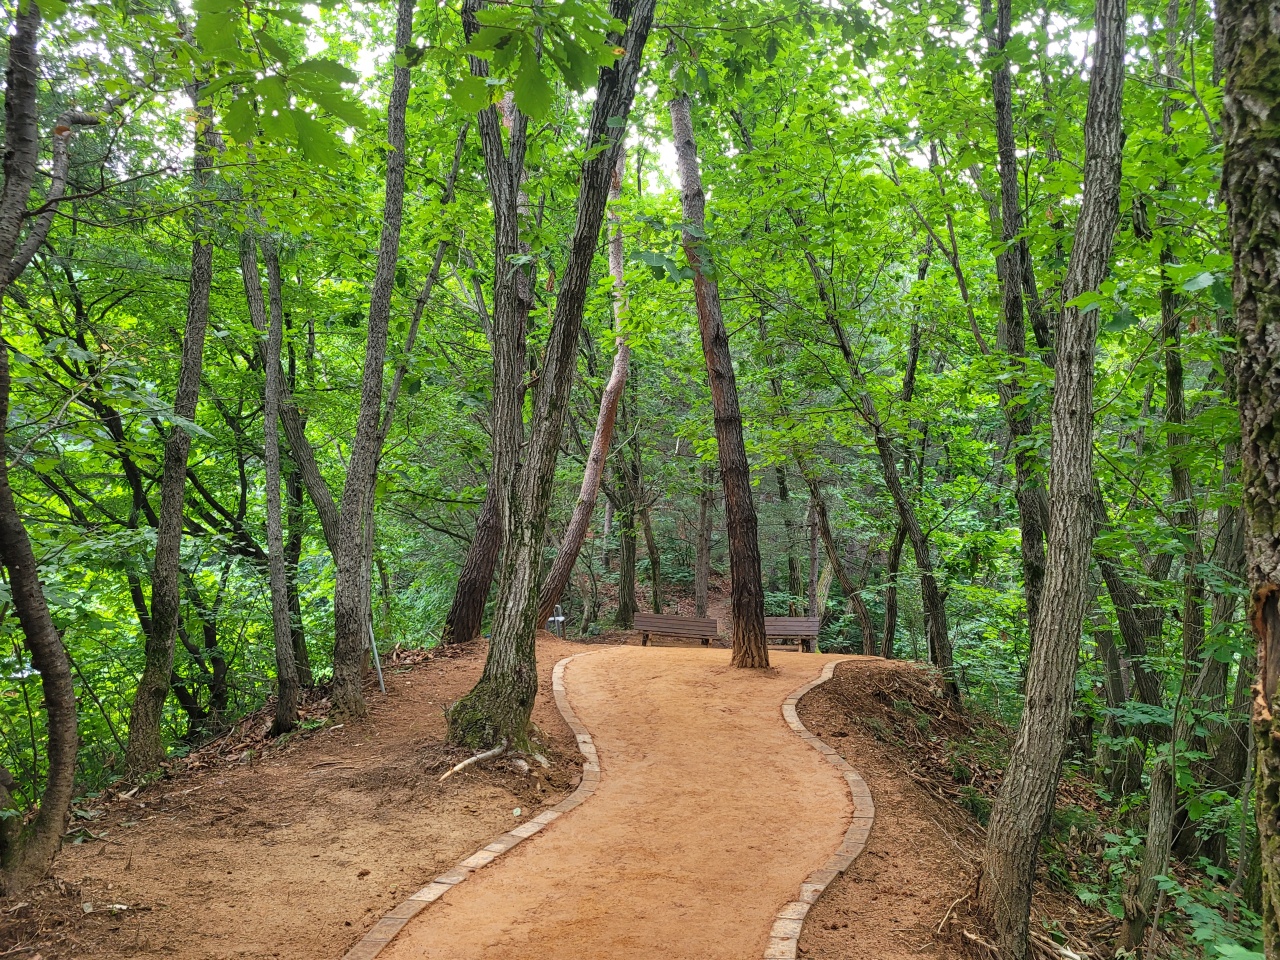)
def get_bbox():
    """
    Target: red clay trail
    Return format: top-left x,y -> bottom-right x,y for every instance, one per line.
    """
381,646 -> 854,960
